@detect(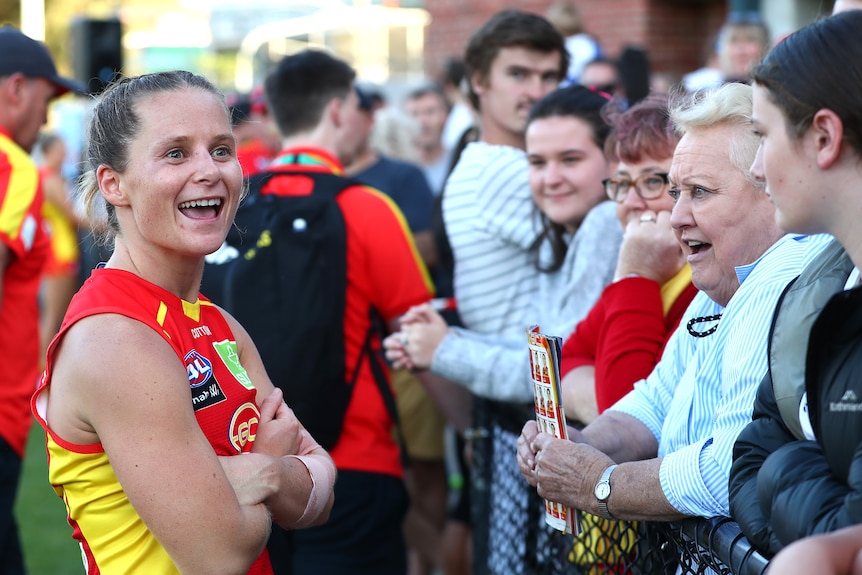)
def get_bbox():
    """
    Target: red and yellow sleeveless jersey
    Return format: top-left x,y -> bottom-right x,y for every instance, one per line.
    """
0,128 -> 49,456
31,268 -> 272,575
